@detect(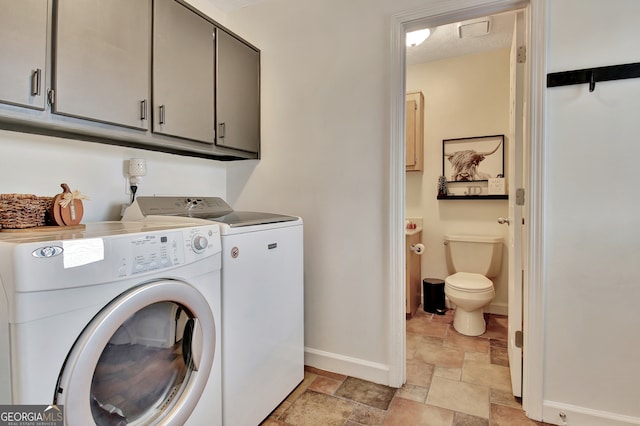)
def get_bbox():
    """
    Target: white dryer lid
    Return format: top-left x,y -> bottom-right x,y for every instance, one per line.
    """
127,196 -> 299,227
445,272 -> 493,292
